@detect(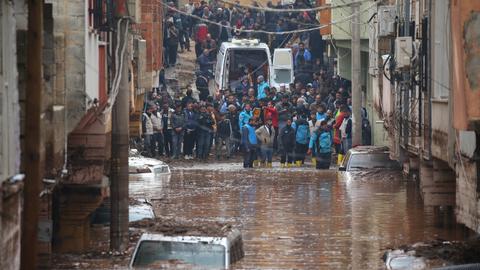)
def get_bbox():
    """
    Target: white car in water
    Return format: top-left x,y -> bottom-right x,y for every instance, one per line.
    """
339,146 -> 401,172
129,230 -> 244,269
214,38 -> 294,92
